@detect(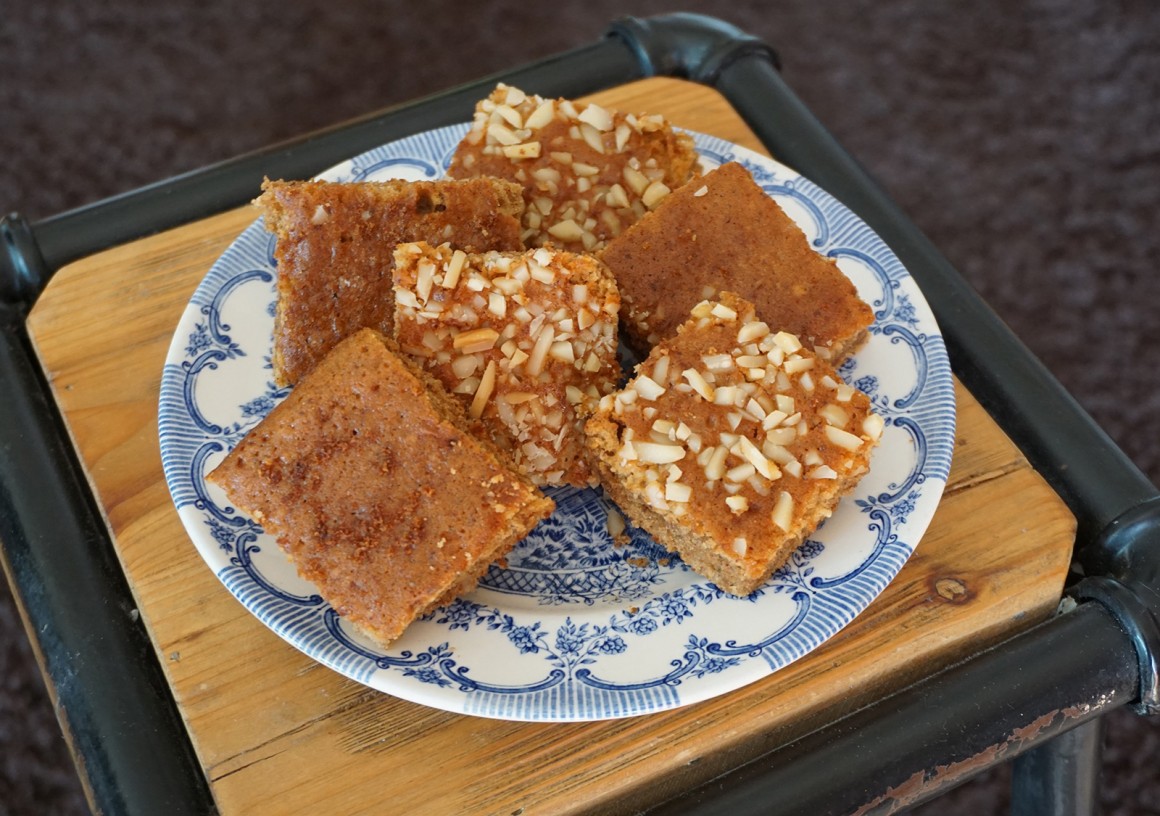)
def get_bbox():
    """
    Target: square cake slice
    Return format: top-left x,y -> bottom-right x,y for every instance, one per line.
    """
207,328 -> 554,648
584,292 -> 882,596
258,176 -> 526,387
392,241 -> 621,488
599,161 -> 874,361
447,83 -> 698,252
